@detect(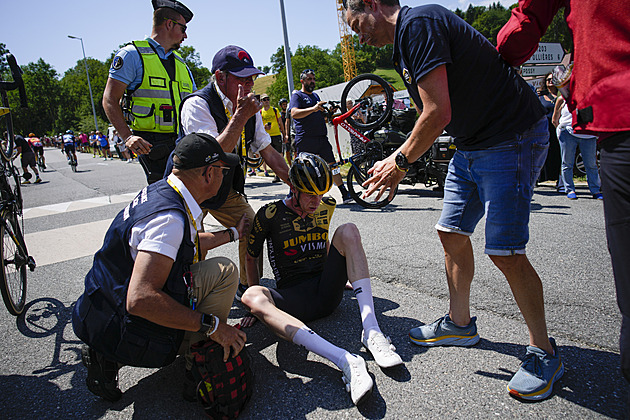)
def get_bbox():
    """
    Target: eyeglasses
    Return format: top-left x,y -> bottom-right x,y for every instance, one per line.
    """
227,73 -> 256,84
261,98 -> 270,102
546,78 -> 553,82
210,165 -> 231,176
165,18 -> 187,33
